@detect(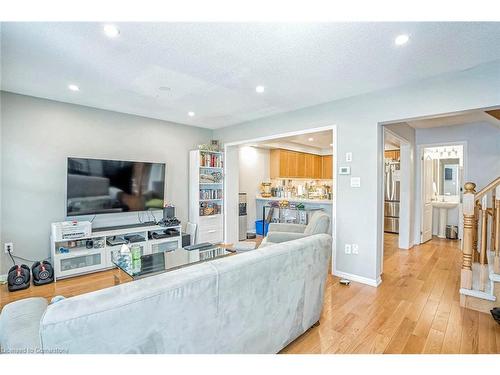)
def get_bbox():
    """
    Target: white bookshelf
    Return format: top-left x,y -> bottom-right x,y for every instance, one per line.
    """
189,149 -> 224,244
